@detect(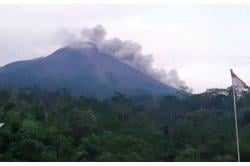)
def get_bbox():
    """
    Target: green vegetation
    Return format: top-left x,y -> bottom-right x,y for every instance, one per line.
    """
0,87 -> 250,161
